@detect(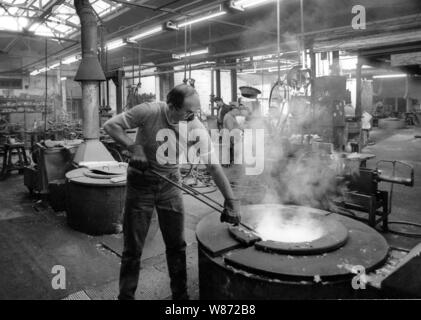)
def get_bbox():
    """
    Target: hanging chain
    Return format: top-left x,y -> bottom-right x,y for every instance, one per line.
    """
138,43 -> 142,88
189,24 -> 192,81
183,22 -> 188,84
132,44 -> 135,86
